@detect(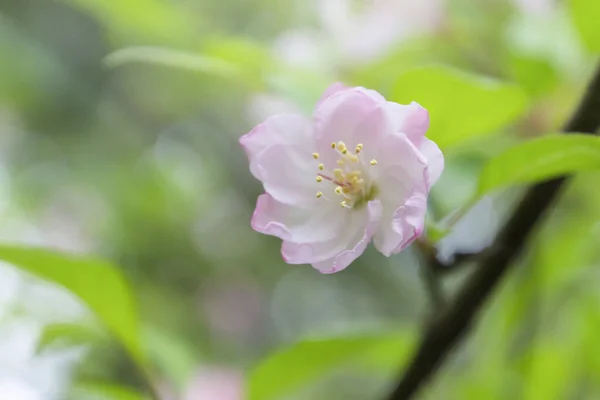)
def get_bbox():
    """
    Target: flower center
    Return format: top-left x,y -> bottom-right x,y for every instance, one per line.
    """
313,141 -> 378,210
